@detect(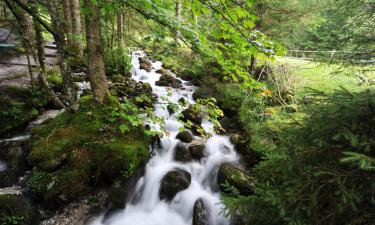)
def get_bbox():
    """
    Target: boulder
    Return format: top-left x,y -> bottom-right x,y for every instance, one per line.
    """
217,163 -> 253,196
189,140 -> 205,160
159,169 -> 191,201
109,78 -> 156,108
0,86 -> 44,135
190,124 -> 207,137
229,133 -> 242,145
155,74 -> 182,88
155,68 -> 170,76
174,143 -> 192,162
232,136 -> 263,168
0,169 -> 18,188
181,106 -> 202,125
193,198 -> 209,225
178,97 -> 186,105
167,104 -> 176,115
176,130 -> 193,143
72,72 -> 88,82
0,194 -> 40,225
140,62 -> 152,72
108,187 -> 128,209
139,57 -> 152,72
